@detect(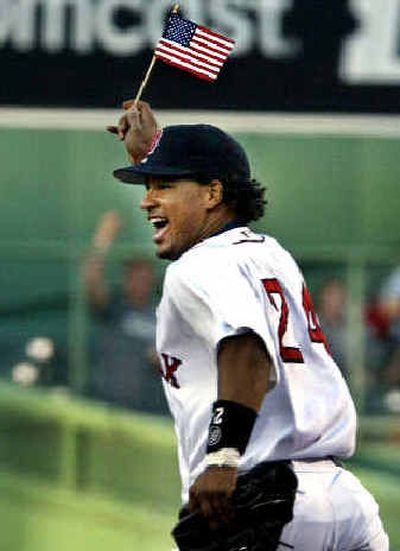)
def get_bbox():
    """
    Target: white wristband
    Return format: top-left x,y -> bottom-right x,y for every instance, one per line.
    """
206,447 -> 241,468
